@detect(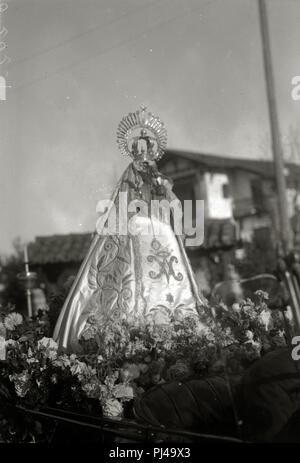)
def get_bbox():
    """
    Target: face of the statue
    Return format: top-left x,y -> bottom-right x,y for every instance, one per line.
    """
136,138 -> 148,158
128,126 -> 158,163
134,159 -> 156,173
